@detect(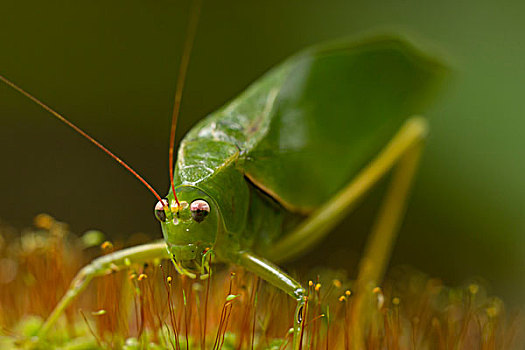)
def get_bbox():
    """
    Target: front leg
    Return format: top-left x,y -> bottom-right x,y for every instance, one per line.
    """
38,240 -> 170,338
237,251 -> 306,350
